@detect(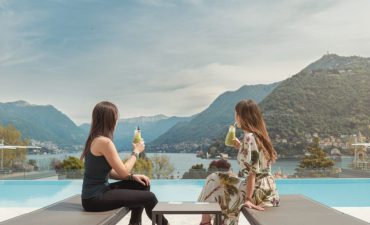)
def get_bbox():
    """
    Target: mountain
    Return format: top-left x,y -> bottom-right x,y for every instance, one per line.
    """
149,83 -> 280,152
80,114 -> 192,150
259,54 -> 370,155
0,101 -> 85,148
79,123 -> 91,134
